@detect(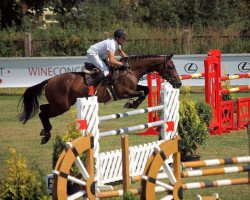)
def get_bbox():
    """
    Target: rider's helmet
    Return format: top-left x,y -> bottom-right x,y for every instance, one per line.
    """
114,29 -> 127,39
